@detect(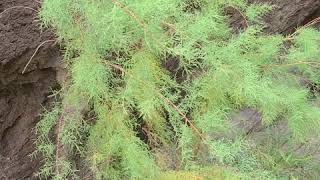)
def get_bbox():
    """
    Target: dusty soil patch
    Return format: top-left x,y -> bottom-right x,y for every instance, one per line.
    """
229,0 -> 320,34
0,0 -> 60,179
254,0 -> 320,34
